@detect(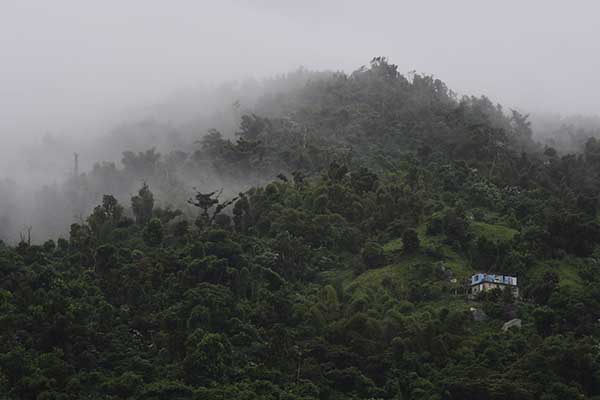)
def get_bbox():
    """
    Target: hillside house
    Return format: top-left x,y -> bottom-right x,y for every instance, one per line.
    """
469,273 -> 518,298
